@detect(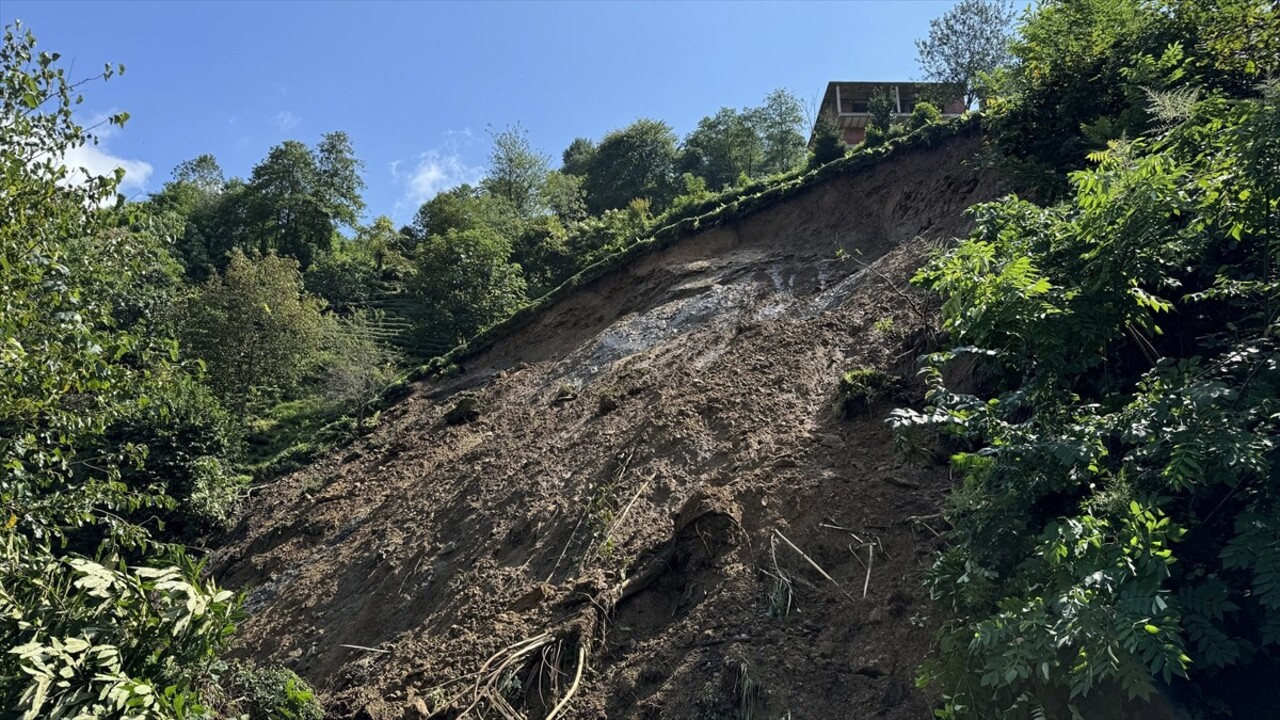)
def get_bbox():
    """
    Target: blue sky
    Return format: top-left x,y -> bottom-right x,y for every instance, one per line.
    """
3,0 -> 957,224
